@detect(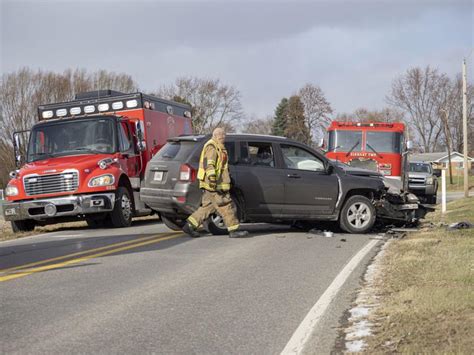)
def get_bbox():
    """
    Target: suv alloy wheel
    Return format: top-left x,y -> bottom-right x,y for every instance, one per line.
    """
339,195 -> 376,234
